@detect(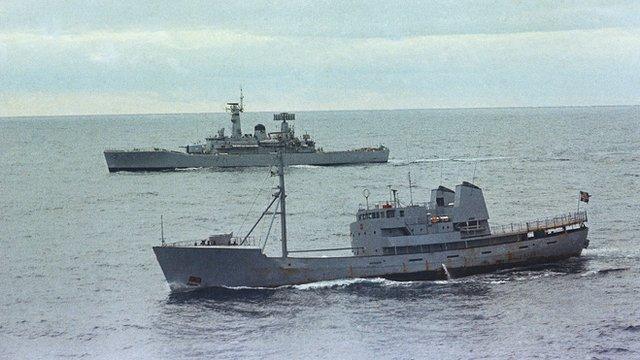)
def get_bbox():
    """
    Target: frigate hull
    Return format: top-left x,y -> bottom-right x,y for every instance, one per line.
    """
153,228 -> 588,290
105,148 -> 389,172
